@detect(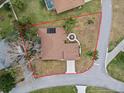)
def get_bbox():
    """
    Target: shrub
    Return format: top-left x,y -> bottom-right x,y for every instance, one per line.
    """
86,50 -> 98,60
0,70 -> 16,93
4,3 -> 11,11
12,0 -> 25,11
63,18 -> 77,33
